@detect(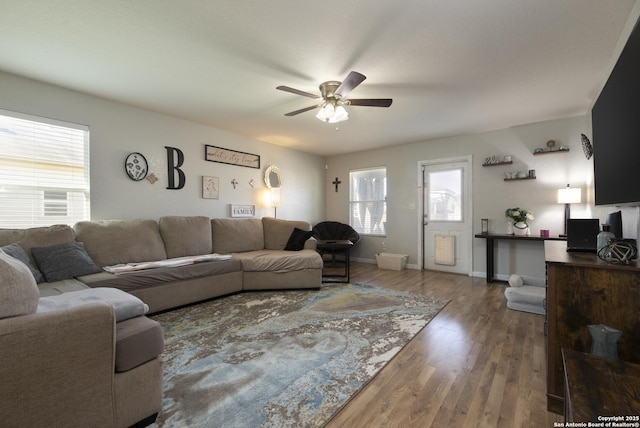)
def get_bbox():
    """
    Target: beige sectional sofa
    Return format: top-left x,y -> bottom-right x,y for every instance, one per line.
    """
0,215 -> 322,427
